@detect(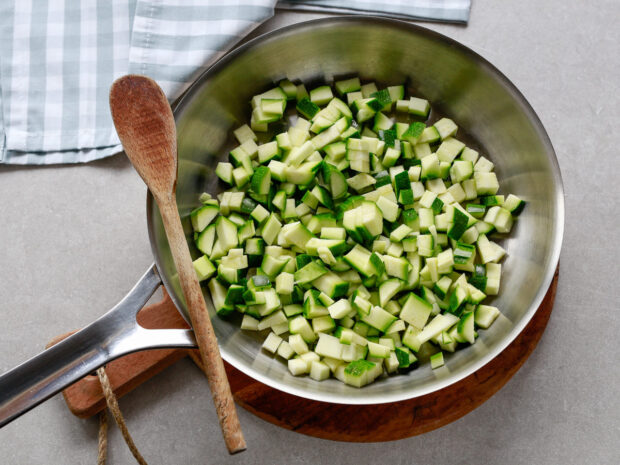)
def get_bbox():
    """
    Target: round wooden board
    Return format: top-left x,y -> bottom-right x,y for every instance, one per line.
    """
193,266 -> 559,442
52,266 -> 559,440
